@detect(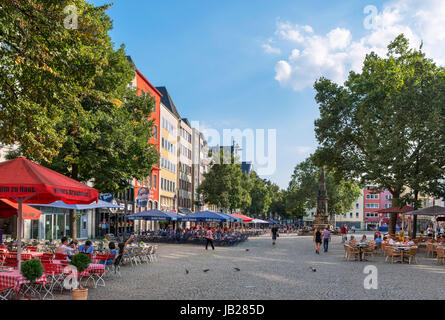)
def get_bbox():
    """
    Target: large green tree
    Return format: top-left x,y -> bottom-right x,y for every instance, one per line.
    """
286,158 -> 362,222
198,149 -> 252,212
313,35 -> 445,235
266,182 -> 287,219
5,2 -> 159,238
245,172 -> 271,216
0,0 -> 114,161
